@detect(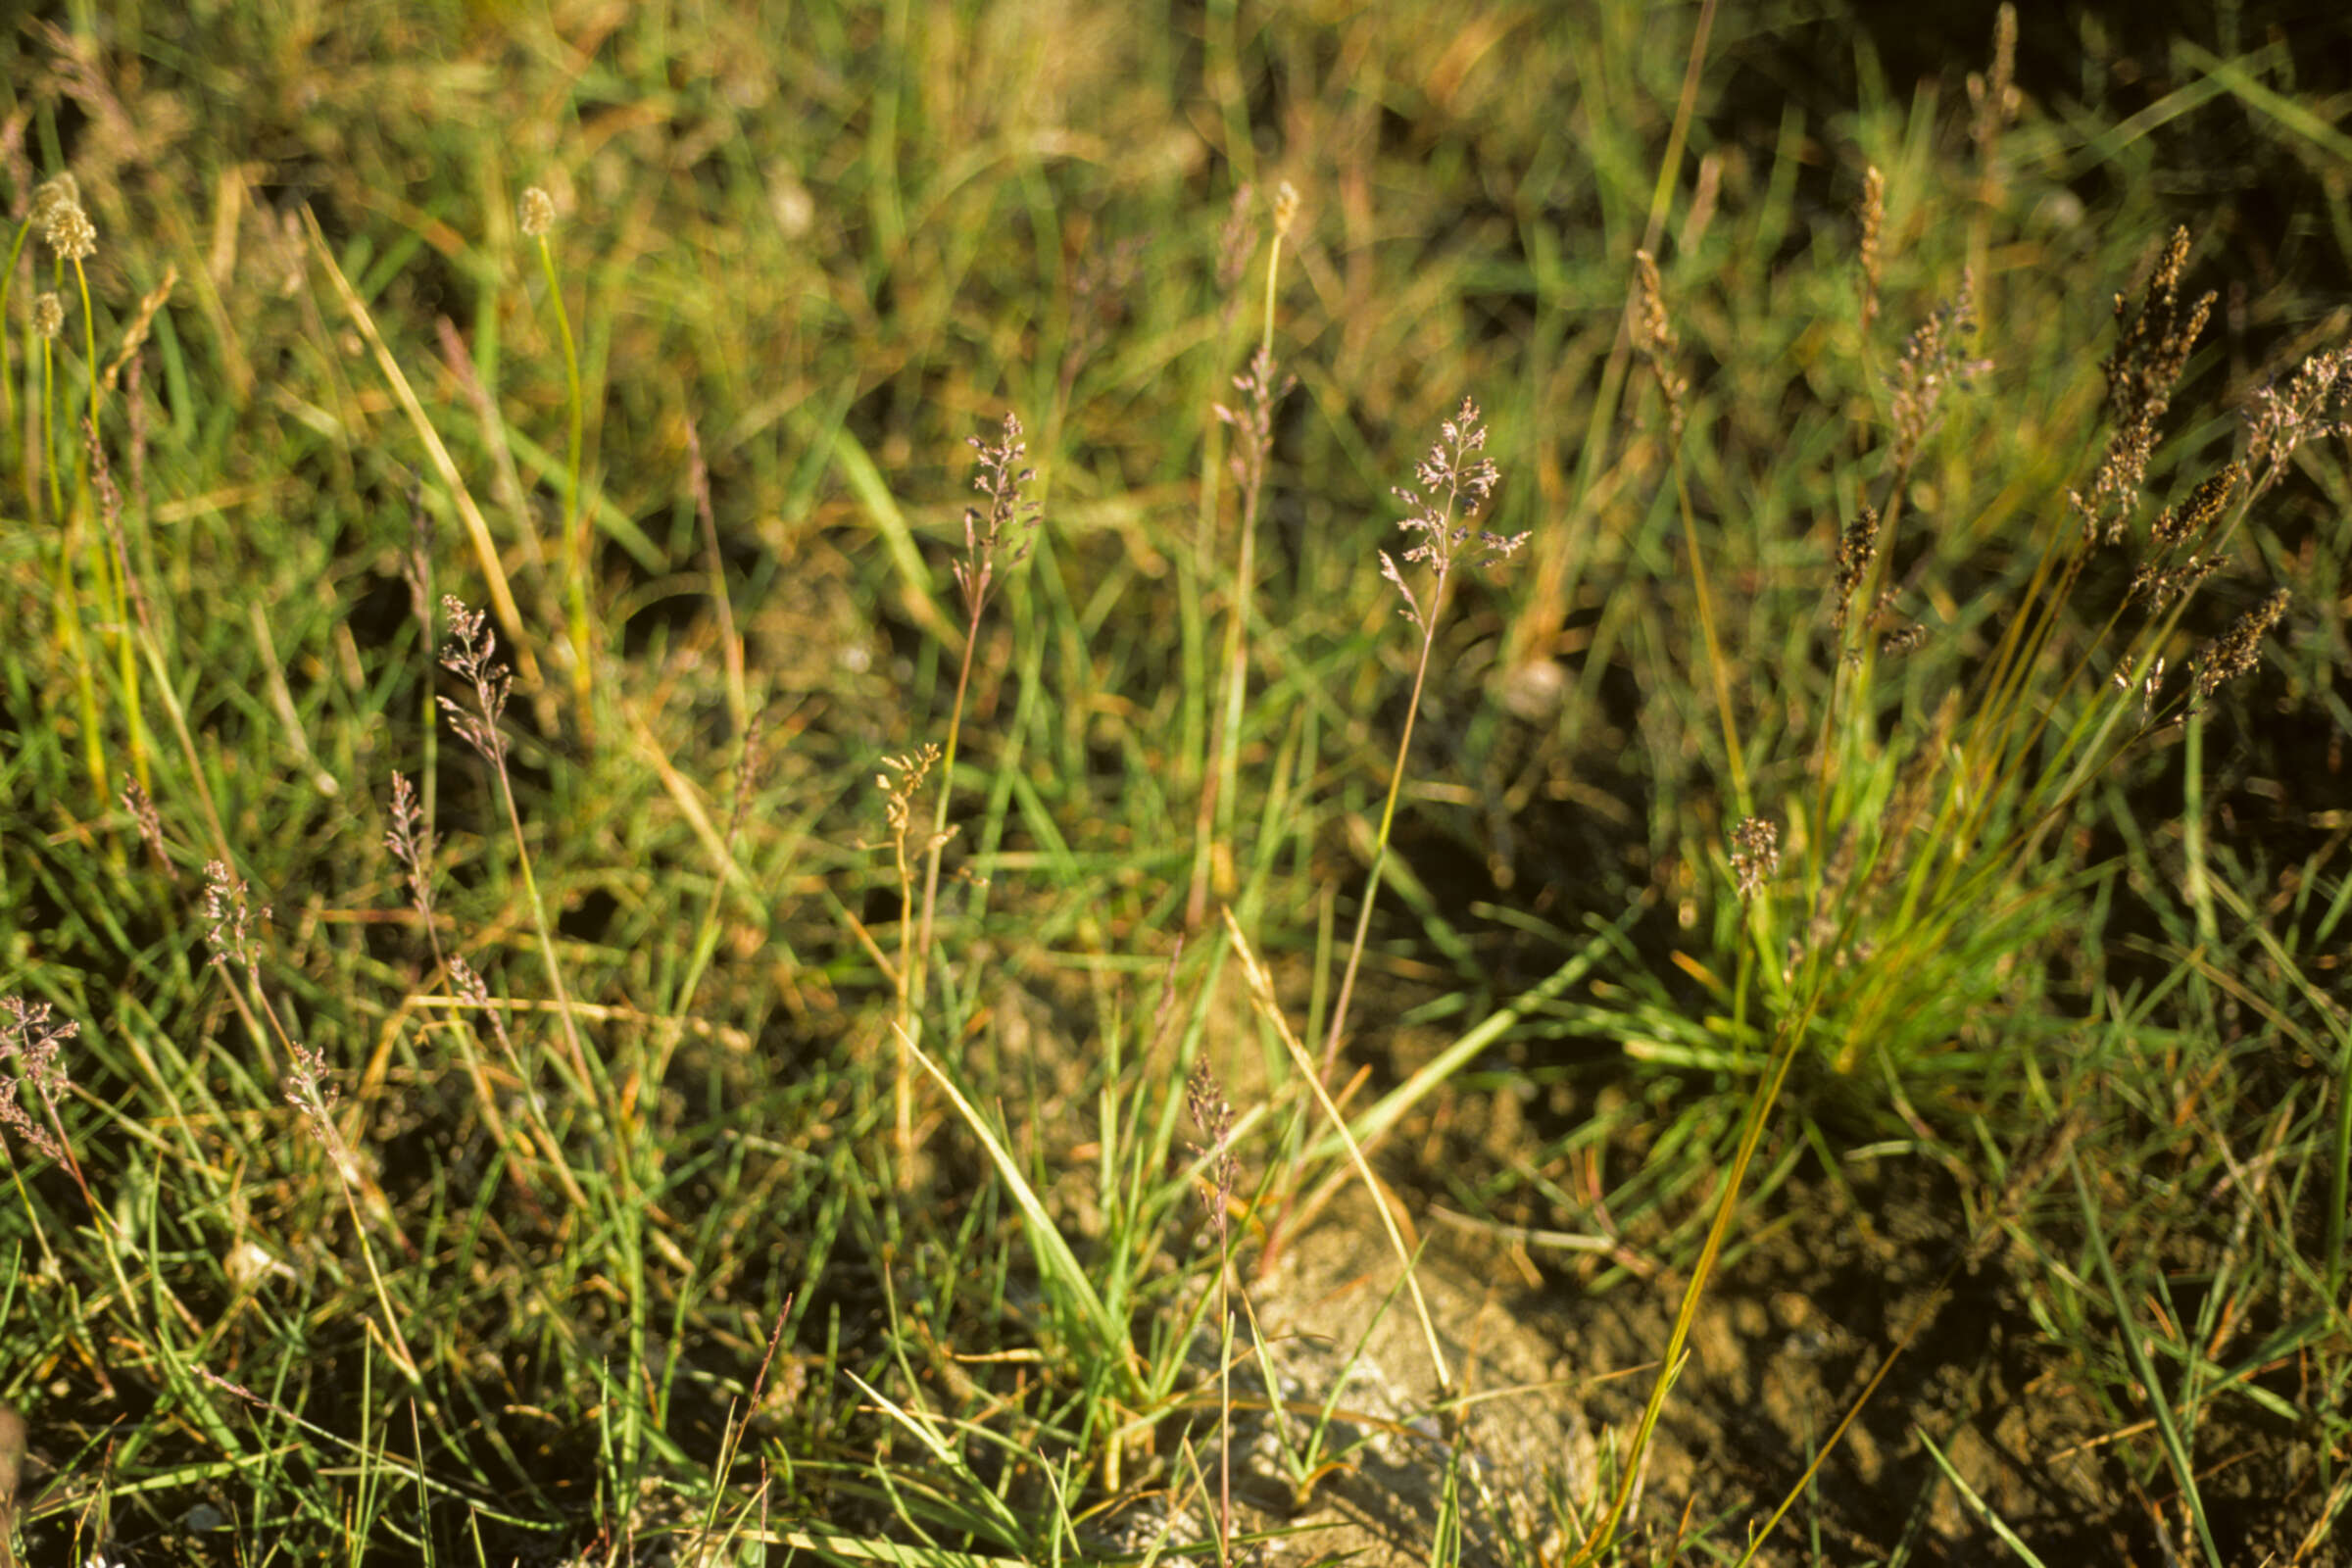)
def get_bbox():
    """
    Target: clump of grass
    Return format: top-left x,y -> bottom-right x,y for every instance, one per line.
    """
202,859 -> 422,1380
1586,190 -> 2337,1559
12,7 -> 2352,1564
